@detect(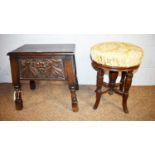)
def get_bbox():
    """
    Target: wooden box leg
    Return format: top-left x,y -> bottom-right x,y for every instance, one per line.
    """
93,69 -> 104,109
122,71 -> 133,113
65,57 -> 79,112
30,80 -> 36,90
10,56 -> 23,110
